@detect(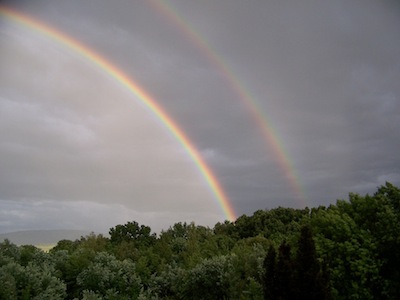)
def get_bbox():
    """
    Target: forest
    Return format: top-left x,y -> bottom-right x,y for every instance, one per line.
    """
1,182 -> 399,299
